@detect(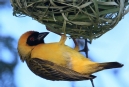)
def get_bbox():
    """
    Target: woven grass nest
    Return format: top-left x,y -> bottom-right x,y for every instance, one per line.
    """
11,0 -> 129,40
